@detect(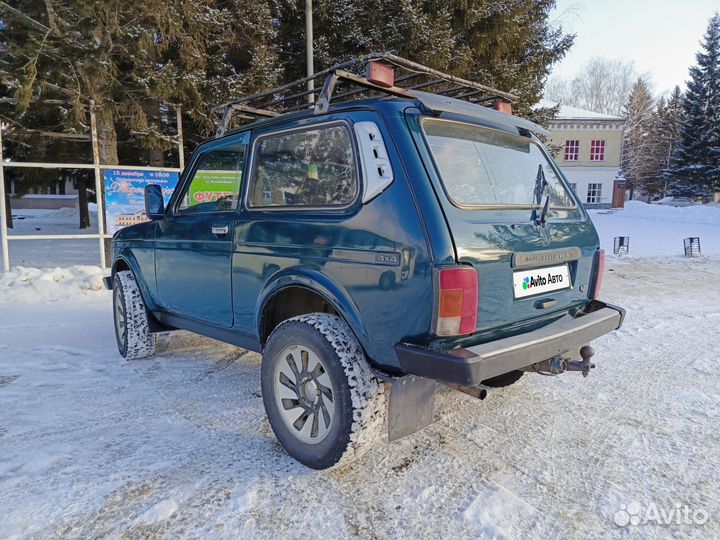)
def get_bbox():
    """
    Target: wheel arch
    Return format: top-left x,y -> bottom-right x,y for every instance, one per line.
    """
111,249 -> 160,313
256,268 -> 373,359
